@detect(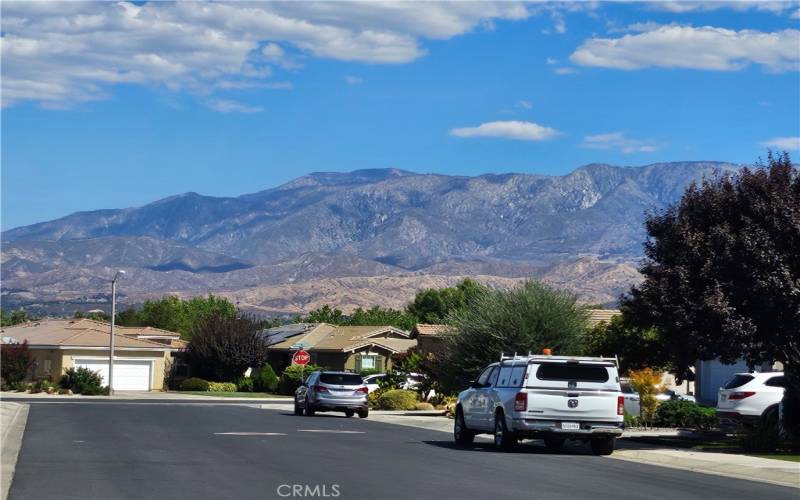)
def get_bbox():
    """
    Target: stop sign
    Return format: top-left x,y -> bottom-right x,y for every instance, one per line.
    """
292,349 -> 310,366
